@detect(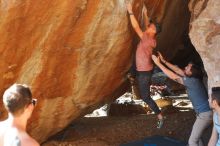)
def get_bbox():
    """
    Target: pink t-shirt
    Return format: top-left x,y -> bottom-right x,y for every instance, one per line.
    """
136,33 -> 156,71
